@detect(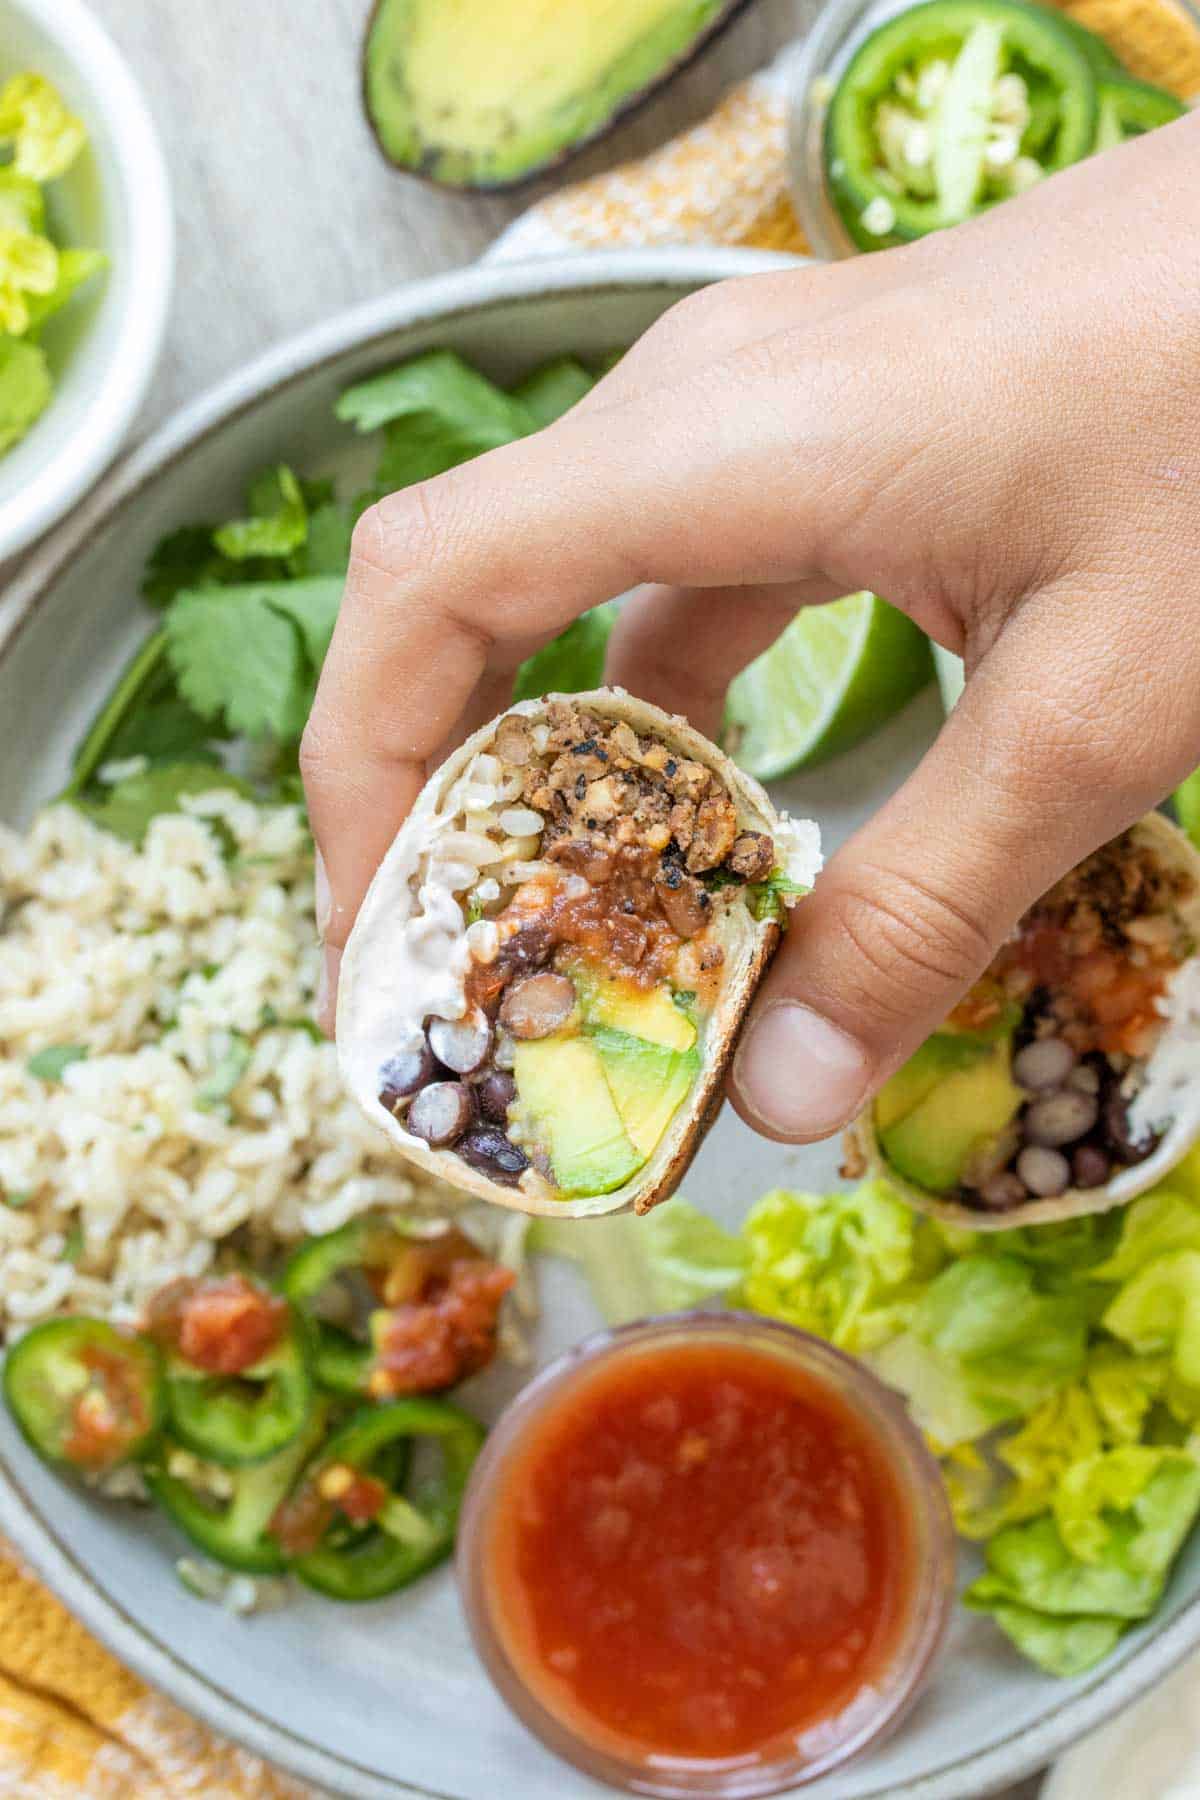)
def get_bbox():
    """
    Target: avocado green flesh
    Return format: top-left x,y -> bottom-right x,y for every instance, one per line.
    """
514,1037 -> 643,1196
365,0 -> 741,189
510,965 -> 703,1198
591,1027 -> 701,1158
878,1038 -> 1024,1193
569,959 -> 697,1052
